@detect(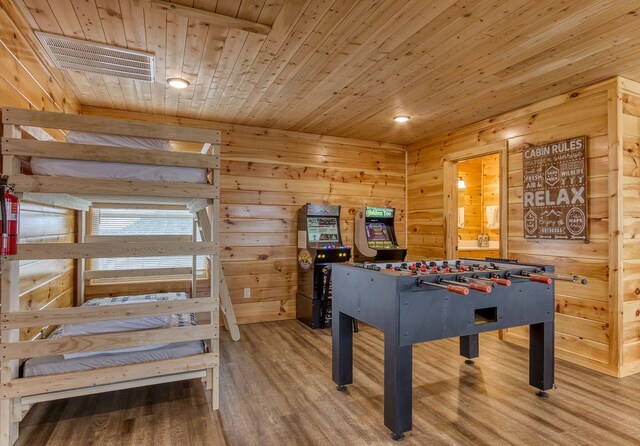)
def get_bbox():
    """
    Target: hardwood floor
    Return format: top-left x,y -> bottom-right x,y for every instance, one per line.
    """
18,320 -> 640,445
